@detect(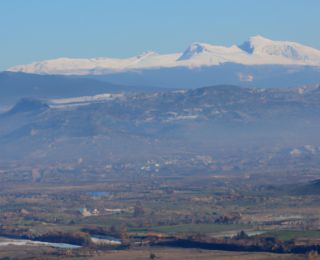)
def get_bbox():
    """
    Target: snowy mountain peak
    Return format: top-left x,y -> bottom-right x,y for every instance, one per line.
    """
248,35 -> 272,44
136,51 -> 158,60
7,36 -> 320,75
177,42 -> 215,61
238,35 -> 272,54
237,36 -> 320,62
